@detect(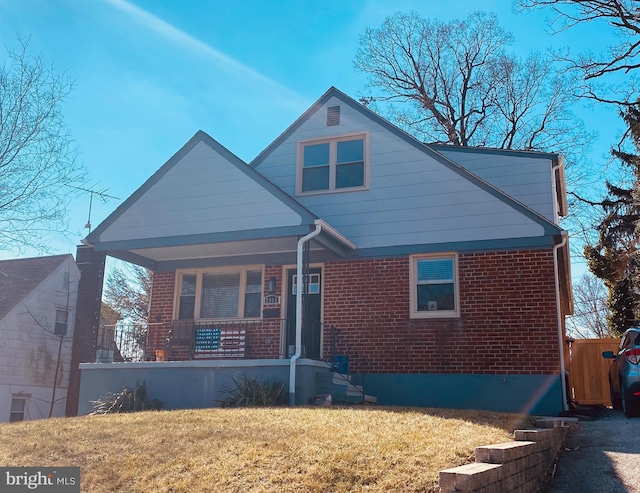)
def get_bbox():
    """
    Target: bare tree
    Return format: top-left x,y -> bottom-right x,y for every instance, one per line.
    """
354,11 -> 591,152
566,273 -> 613,338
354,11 -> 595,256
517,0 -> 640,105
0,36 -> 85,253
104,263 -> 151,327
